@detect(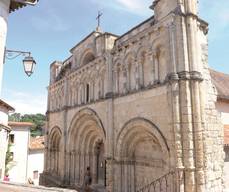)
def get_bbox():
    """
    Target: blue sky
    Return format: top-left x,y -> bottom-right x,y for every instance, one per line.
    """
2,0 -> 229,114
